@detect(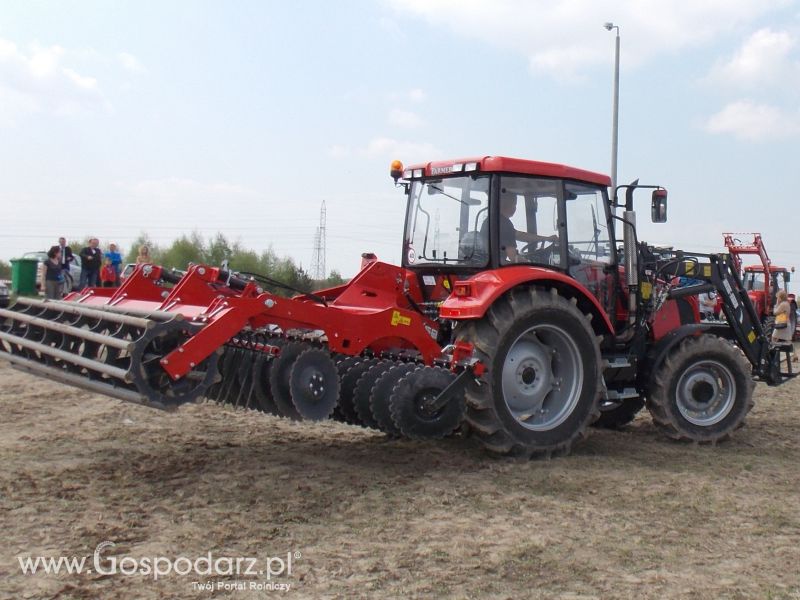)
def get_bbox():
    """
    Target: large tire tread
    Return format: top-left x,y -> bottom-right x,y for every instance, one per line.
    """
645,335 -> 754,443
458,287 -> 602,458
